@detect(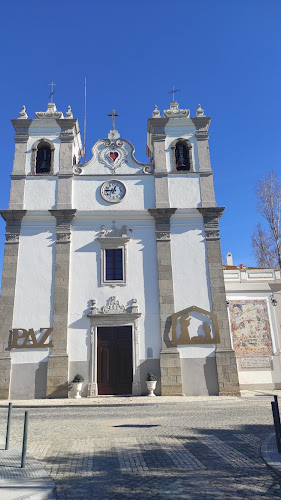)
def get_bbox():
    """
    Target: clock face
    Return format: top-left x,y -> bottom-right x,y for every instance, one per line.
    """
100,180 -> 126,203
